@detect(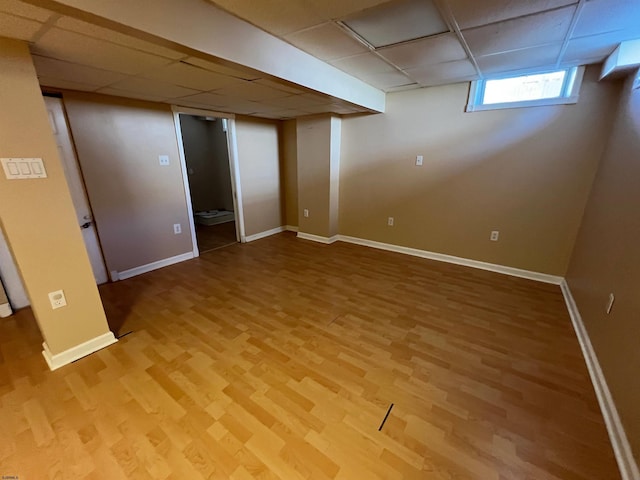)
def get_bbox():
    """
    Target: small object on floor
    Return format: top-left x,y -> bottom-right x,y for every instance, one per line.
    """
378,403 -> 394,431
